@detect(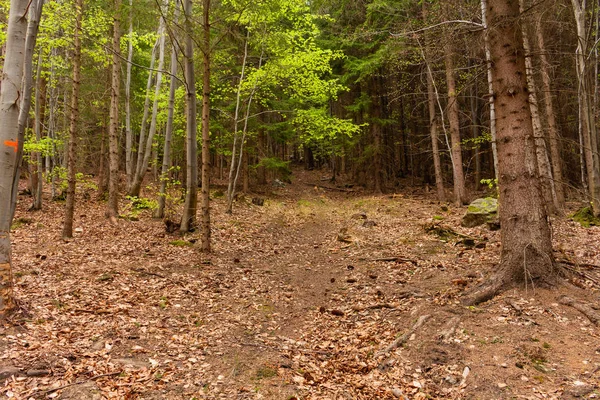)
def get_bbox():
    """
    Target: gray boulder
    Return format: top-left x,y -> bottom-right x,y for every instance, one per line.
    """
462,197 -> 498,228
